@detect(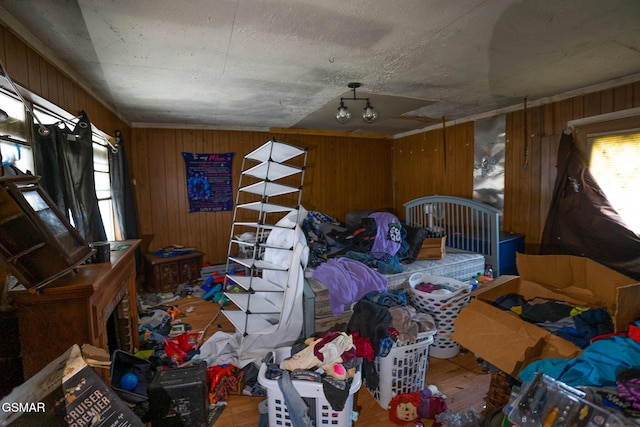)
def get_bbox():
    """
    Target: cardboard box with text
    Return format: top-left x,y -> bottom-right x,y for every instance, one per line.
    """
0,344 -> 144,427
